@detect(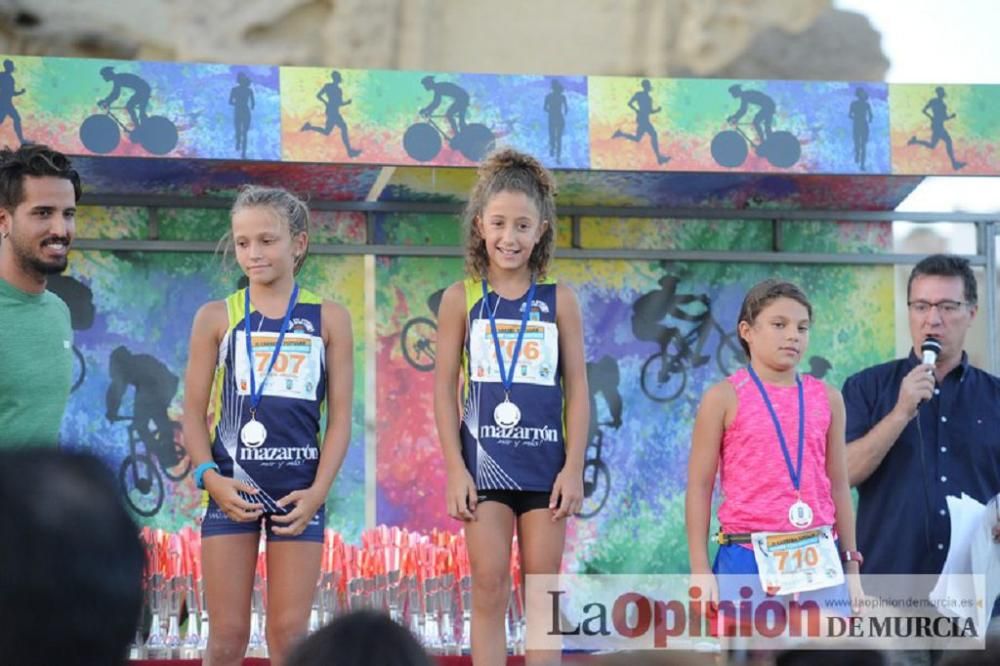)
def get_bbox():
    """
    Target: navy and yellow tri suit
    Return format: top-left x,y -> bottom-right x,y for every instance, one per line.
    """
201,287 -> 327,542
460,278 -> 565,512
